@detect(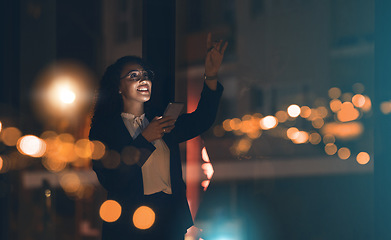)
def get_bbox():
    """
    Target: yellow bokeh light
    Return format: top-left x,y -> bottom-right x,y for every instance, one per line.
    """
361,96 -> 372,112
338,147 -> 351,160
325,143 -> 337,155
352,94 -> 366,108
356,152 -> 370,165
309,132 -> 322,145
74,139 -> 93,159
59,88 -> 76,104
275,110 -> 289,123
42,156 -> 67,172
133,206 -> 156,230
337,102 -> 360,122
287,127 -> 299,140
230,118 -> 242,131
237,138 -> 252,153
17,135 -> 46,157
247,130 -> 262,139
100,200 -> 122,223
259,116 -> 278,130
292,131 -> 309,144
300,106 -> 311,118
287,104 -> 301,118
328,87 -> 341,99
1,127 -> 22,146
380,102 -> 391,115
60,172 -> 81,194
222,119 -> 233,131
91,140 -> 106,160
323,134 -> 335,144
321,122 -> 363,140
330,99 -> 342,113
312,117 -> 324,129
